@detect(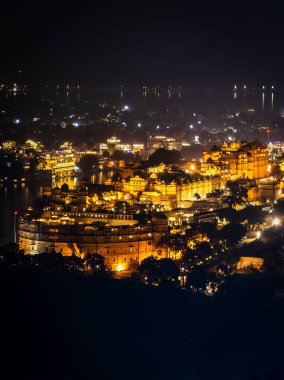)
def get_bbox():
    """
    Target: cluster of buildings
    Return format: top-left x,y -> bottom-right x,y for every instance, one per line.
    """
18,186 -> 168,271
200,141 -> 269,180
17,139 -> 284,272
